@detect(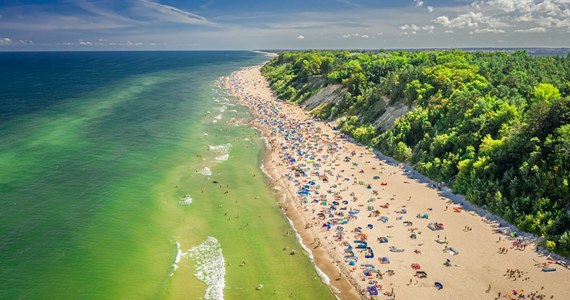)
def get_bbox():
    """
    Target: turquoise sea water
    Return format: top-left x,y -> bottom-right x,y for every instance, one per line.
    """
0,52 -> 333,299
